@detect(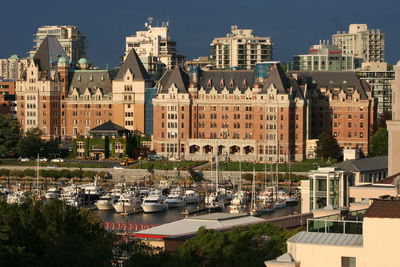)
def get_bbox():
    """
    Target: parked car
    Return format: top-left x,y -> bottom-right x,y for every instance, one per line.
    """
36,158 -> 48,162
113,166 -> 124,169
19,157 -> 30,162
50,158 -> 64,163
